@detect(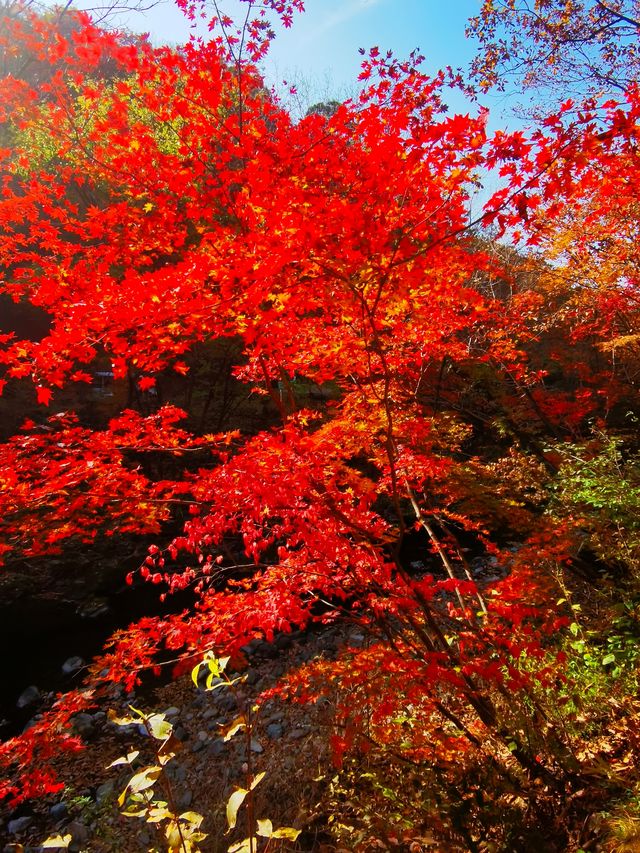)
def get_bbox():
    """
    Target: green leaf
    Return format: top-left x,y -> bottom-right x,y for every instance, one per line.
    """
226,787 -> 248,830
602,653 -> 616,666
